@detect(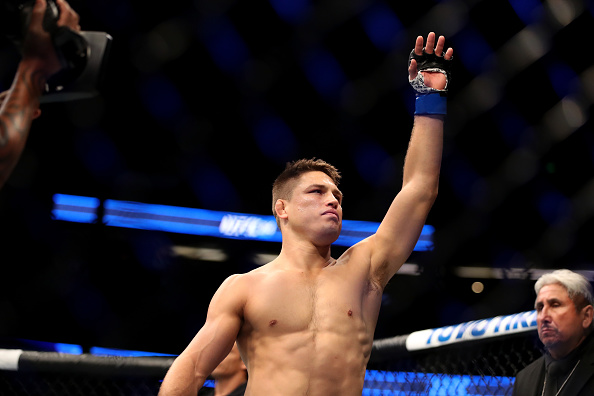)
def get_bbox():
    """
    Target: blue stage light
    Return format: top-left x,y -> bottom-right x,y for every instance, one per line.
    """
52,194 -> 434,251
52,193 -> 100,224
